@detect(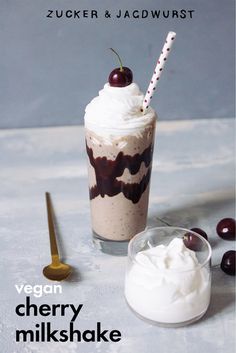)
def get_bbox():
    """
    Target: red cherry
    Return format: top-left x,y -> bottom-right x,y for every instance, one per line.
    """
109,67 -> 133,87
216,218 -> 236,240
108,48 -> 133,87
183,228 -> 208,251
221,250 -> 236,275
123,67 -> 133,84
190,228 -> 208,241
